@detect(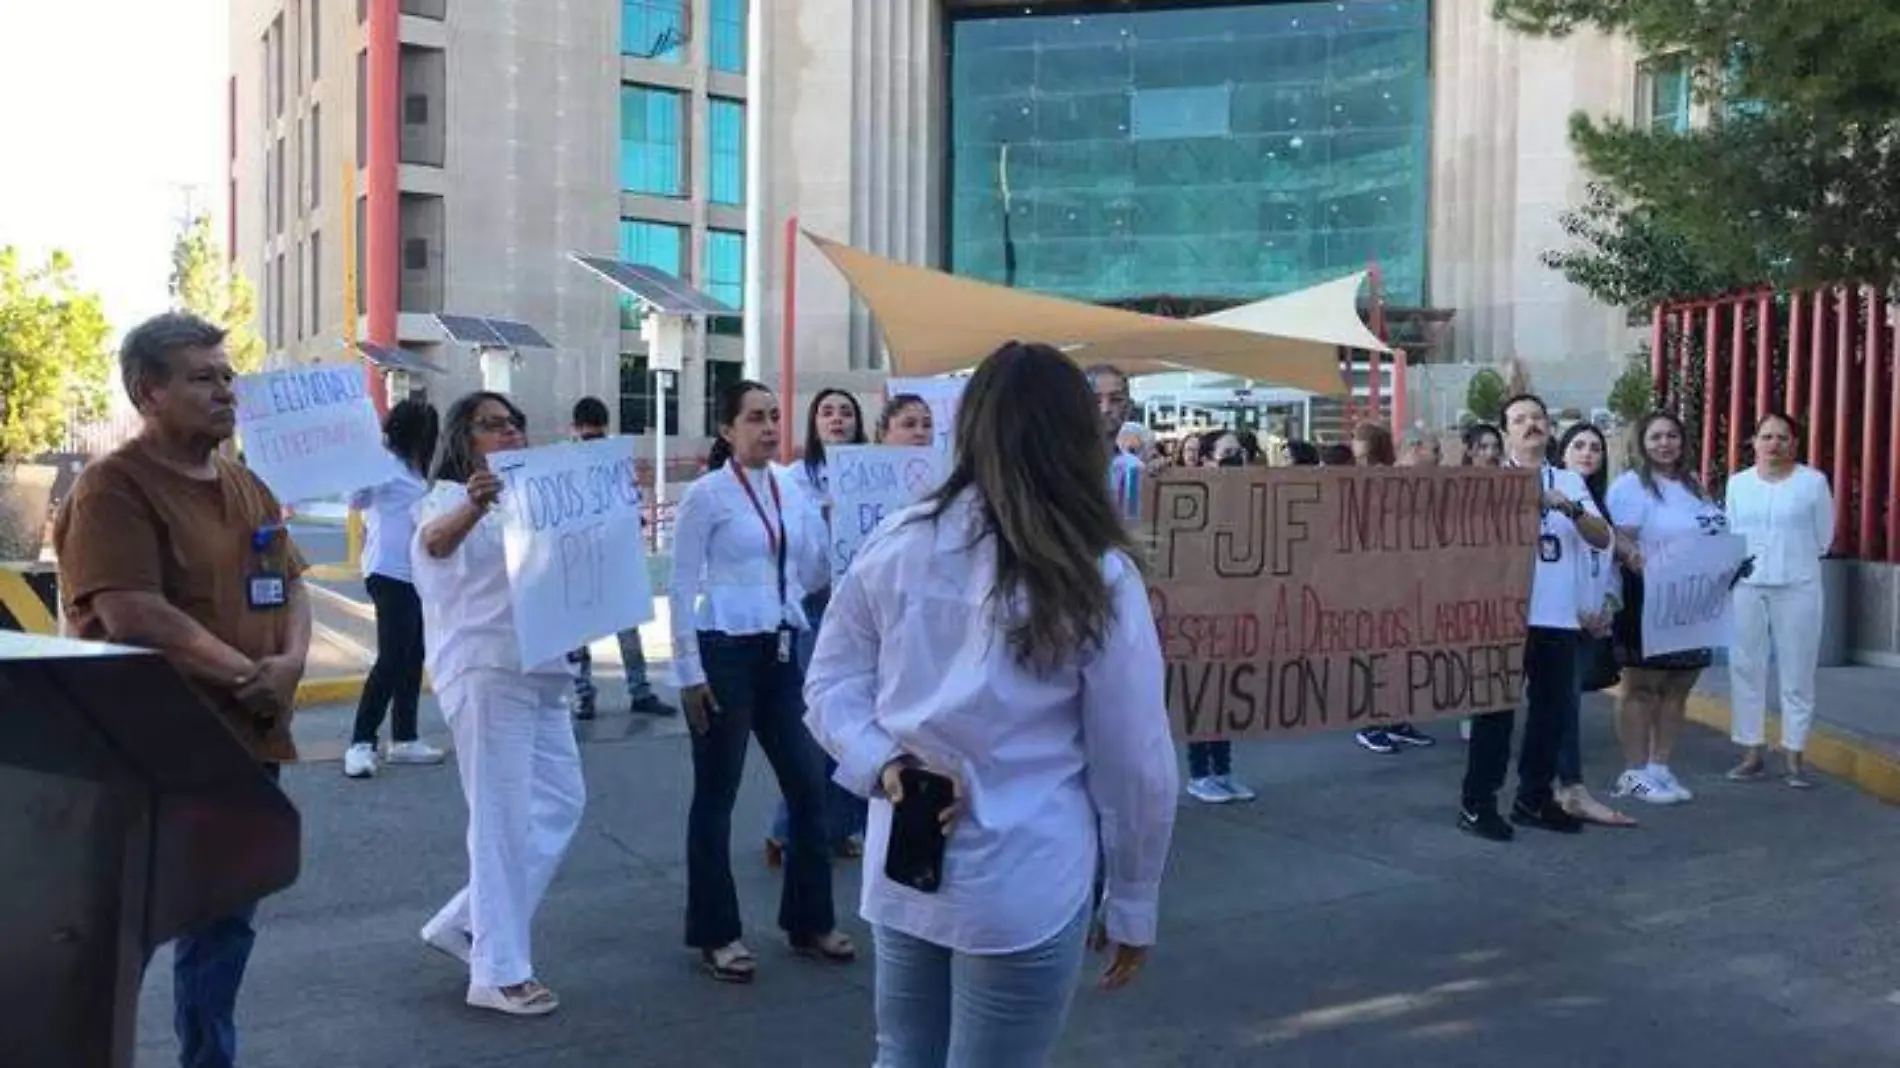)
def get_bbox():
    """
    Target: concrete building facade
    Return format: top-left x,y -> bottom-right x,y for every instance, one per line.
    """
229,0 -> 1699,463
